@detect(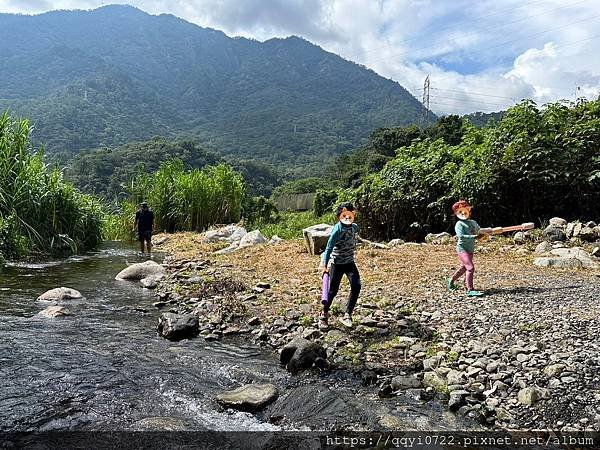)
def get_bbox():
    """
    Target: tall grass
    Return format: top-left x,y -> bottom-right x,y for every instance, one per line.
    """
0,112 -> 103,258
108,160 -> 245,239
